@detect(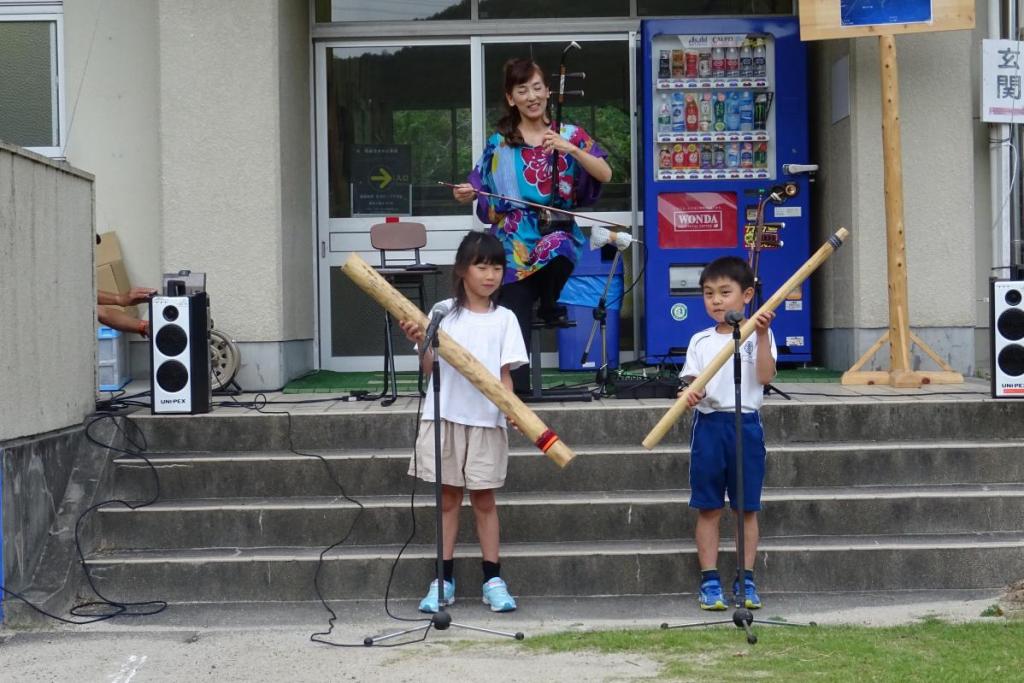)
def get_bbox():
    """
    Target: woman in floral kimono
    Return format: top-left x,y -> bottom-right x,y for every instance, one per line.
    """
452,57 -> 612,394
